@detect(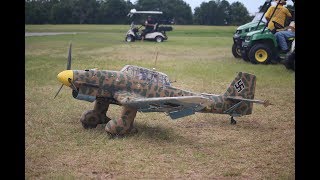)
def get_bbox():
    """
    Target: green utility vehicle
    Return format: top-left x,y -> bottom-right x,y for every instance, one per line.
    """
241,0 -> 295,64
232,0 -> 271,59
232,12 -> 267,58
